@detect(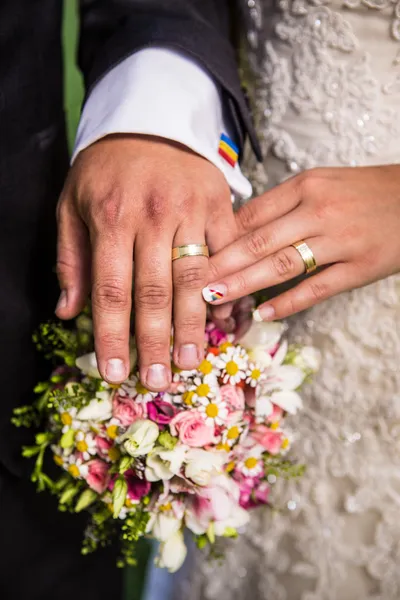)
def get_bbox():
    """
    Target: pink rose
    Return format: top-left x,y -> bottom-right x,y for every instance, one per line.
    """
86,459 -> 110,494
238,478 -> 270,509
251,425 -> 283,455
220,385 -> 245,411
95,435 -> 113,459
170,410 -> 214,447
147,397 -> 176,425
125,469 -> 151,501
205,323 -> 228,347
112,393 -> 146,427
